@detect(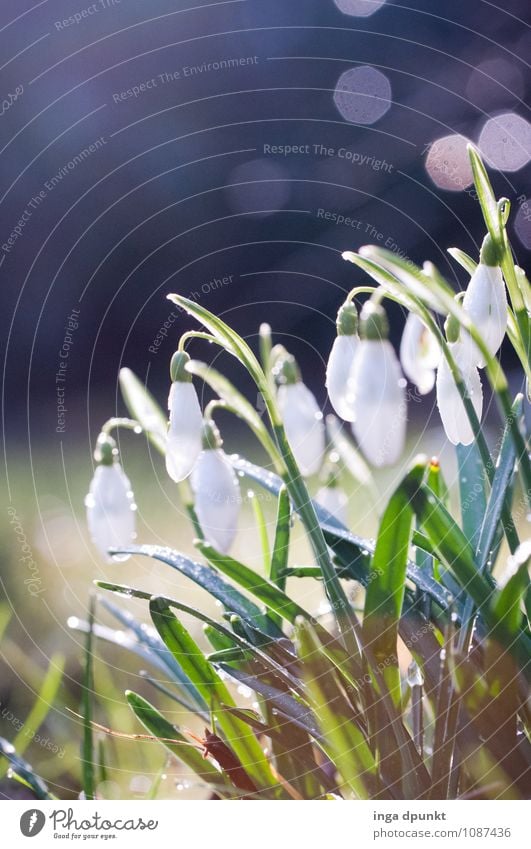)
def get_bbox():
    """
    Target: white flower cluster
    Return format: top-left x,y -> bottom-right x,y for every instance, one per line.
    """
86,242 -> 508,560
328,244 -> 507,460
